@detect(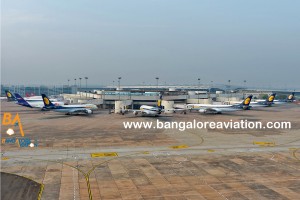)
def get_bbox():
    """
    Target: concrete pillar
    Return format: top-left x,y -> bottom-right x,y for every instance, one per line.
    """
115,101 -> 125,114
162,100 -> 174,114
114,100 -> 133,114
